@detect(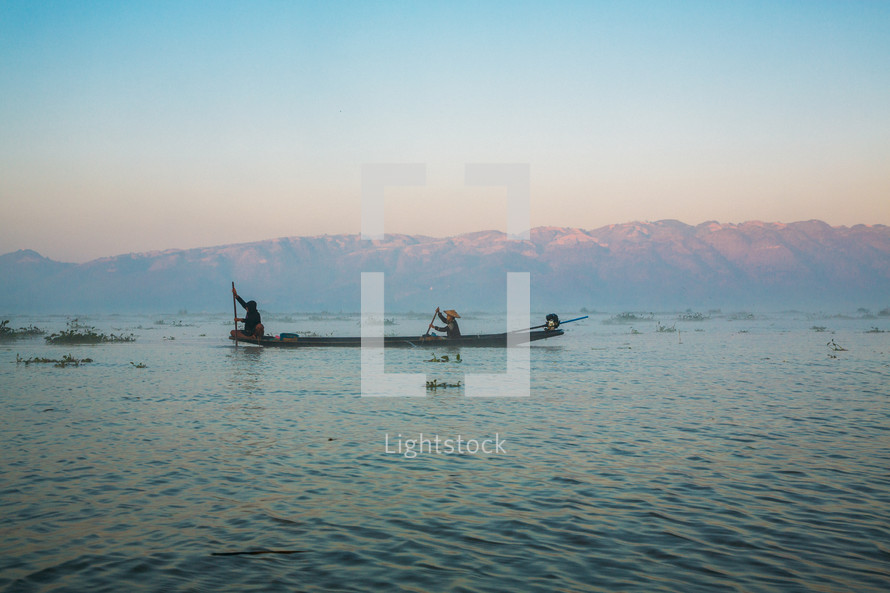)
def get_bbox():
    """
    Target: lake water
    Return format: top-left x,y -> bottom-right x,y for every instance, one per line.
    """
1,311 -> 888,592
